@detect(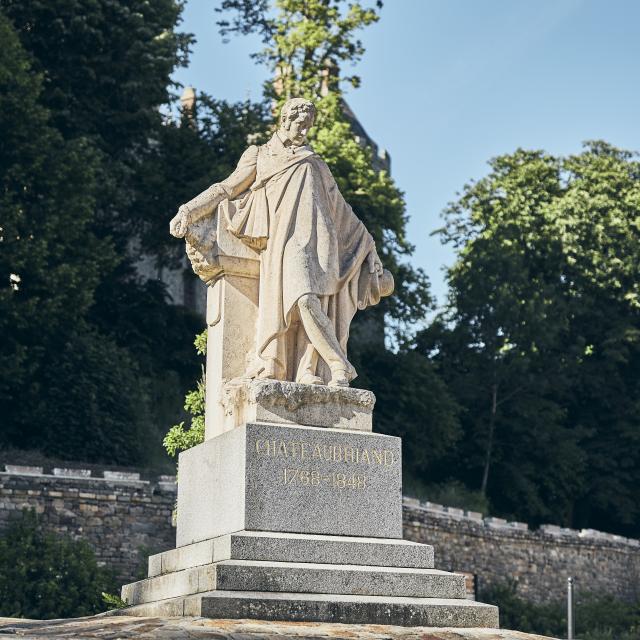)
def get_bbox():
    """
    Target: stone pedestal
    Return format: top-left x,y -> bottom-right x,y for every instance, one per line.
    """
196,210 -> 260,441
176,421 -> 402,546
120,386 -> 499,628
120,528 -> 497,626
